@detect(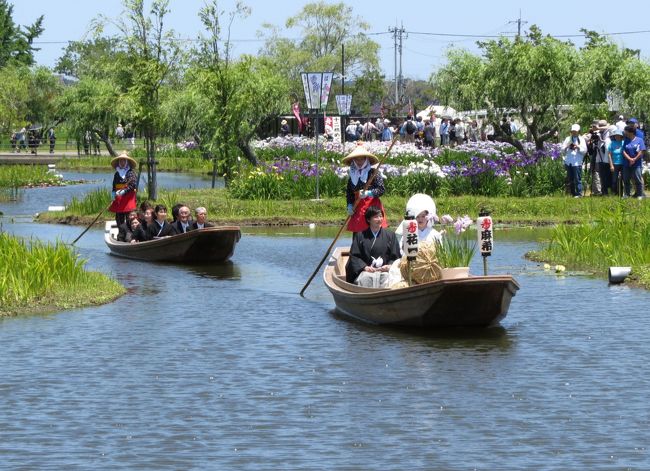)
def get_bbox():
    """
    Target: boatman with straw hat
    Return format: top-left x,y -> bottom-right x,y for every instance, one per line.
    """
343,142 -> 387,232
109,152 -> 138,226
